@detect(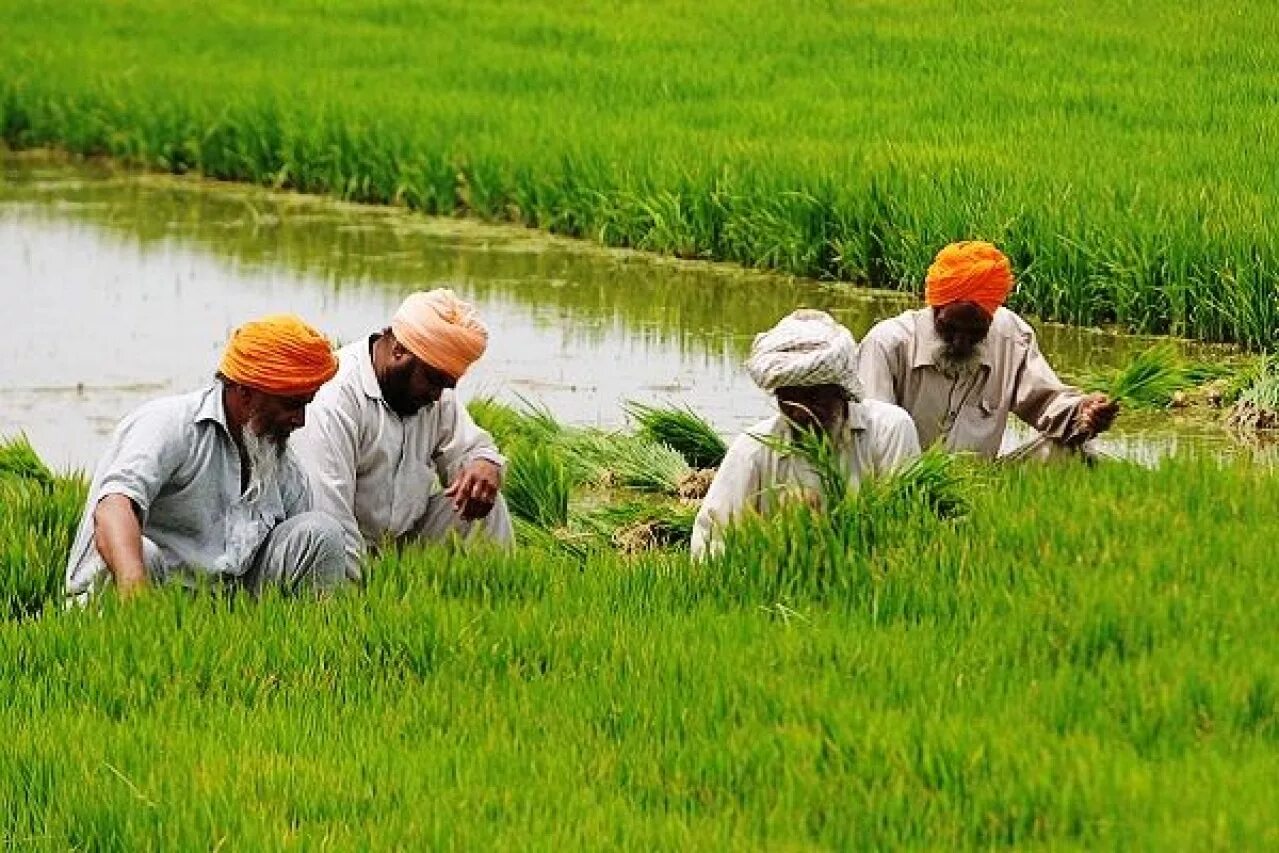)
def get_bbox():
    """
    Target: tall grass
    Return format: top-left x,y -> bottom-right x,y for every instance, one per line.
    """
1,443 -> 1277,846
3,1 -> 1279,345
625,402 -> 727,470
